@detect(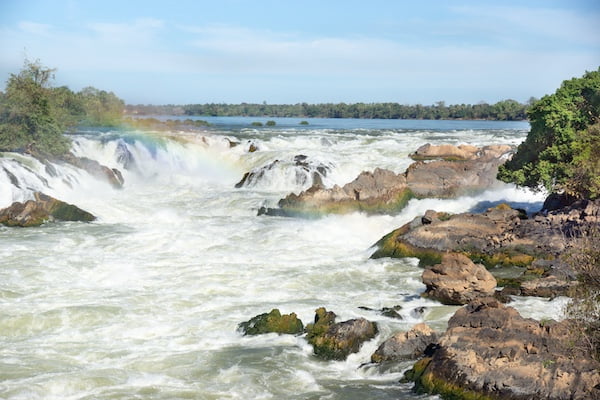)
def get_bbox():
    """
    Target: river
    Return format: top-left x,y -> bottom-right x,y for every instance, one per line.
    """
0,117 -> 568,399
